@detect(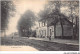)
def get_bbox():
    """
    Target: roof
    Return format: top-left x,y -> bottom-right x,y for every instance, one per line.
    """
39,9 -> 74,26
47,17 -> 74,26
47,11 -> 74,26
